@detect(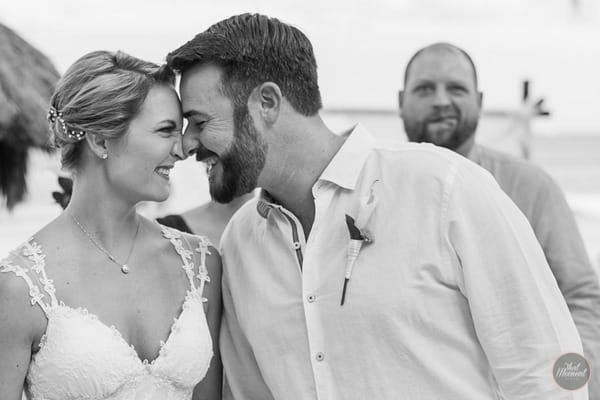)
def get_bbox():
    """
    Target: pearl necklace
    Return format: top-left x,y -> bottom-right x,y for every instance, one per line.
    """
69,213 -> 140,274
